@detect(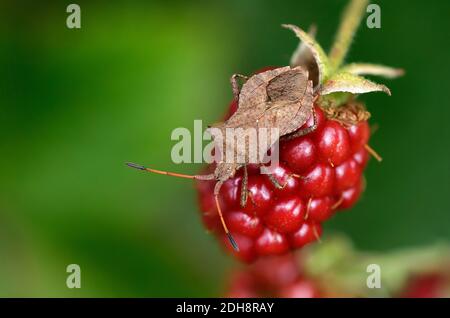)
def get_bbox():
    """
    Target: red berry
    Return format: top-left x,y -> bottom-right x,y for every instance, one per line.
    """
197,181 -> 215,213
255,228 -> 289,256
307,196 -> 335,222
242,175 -> 274,215
222,233 -> 256,263
300,106 -> 326,136
221,174 -> 242,209
289,222 -> 322,248
335,158 -> 361,192
226,210 -> 264,238
353,147 -> 369,168
337,179 -> 363,210
265,163 -> 300,195
250,254 -> 300,289
315,120 -> 351,166
264,196 -> 305,233
196,180 -> 221,232
280,137 -> 316,174
201,210 -> 219,232
298,163 -> 335,198
278,280 -> 321,298
226,272 -> 258,298
246,163 -> 262,174
348,121 -> 370,152
400,273 -> 448,298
